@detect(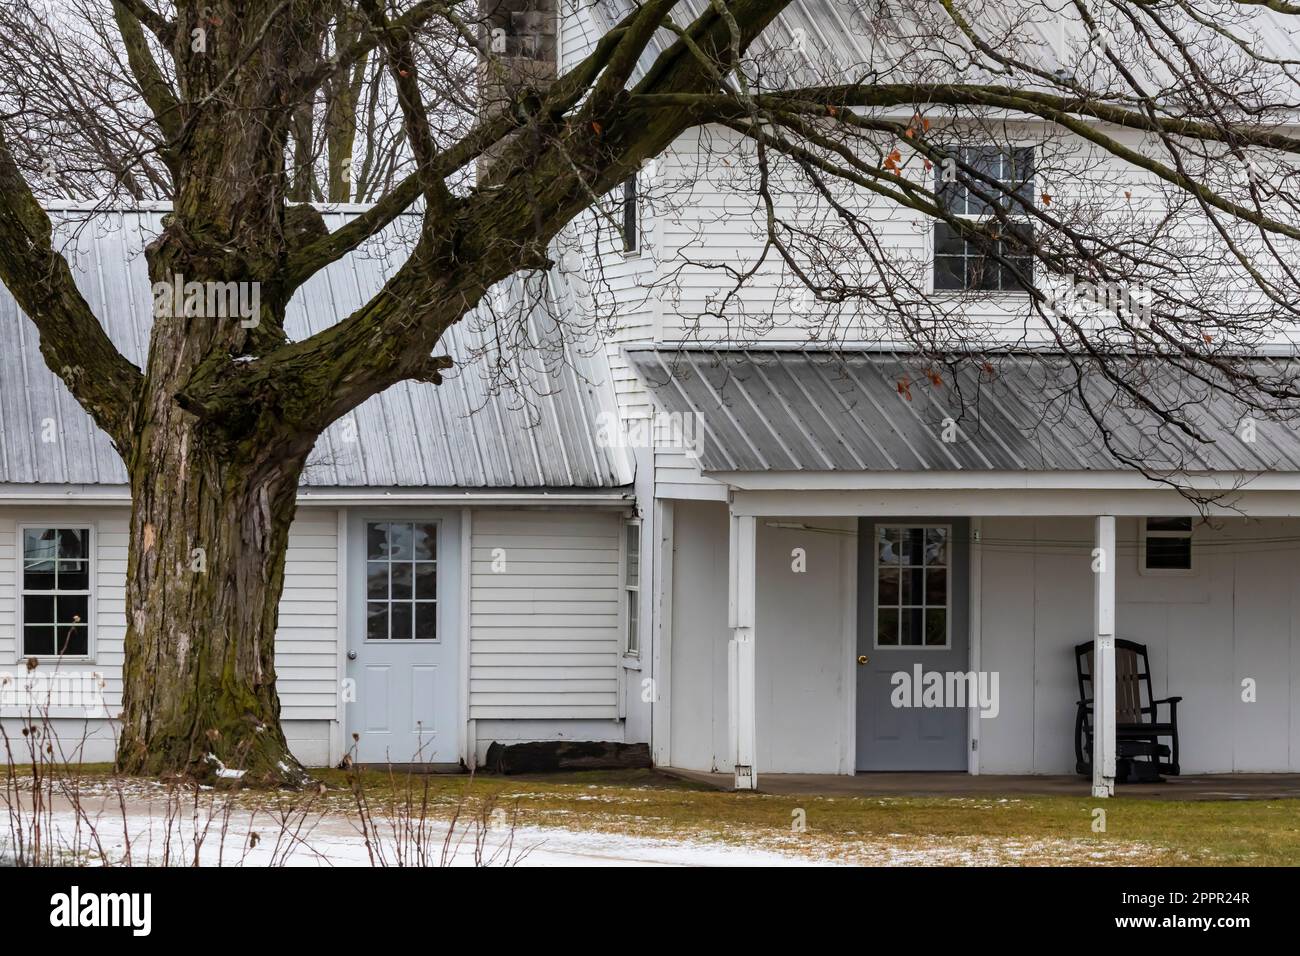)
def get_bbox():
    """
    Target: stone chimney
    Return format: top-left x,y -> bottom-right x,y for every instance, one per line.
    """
478,0 -> 557,179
